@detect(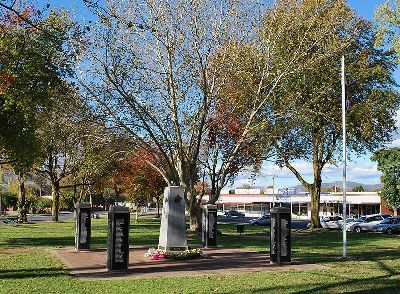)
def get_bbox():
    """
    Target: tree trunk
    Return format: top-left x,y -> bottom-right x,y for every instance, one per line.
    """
309,168 -> 322,229
309,188 -> 321,229
188,197 -> 202,232
51,181 -> 60,222
155,194 -> 161,218
17,172 -> 27,223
